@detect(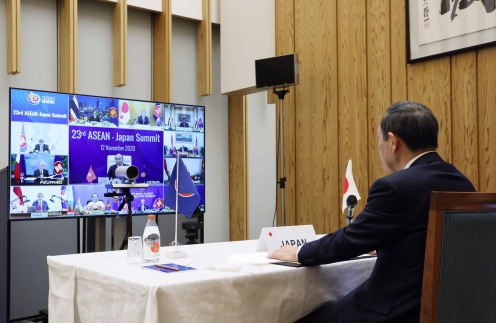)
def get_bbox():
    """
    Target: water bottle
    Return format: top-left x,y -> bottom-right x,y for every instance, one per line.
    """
143,214 -> 160,263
